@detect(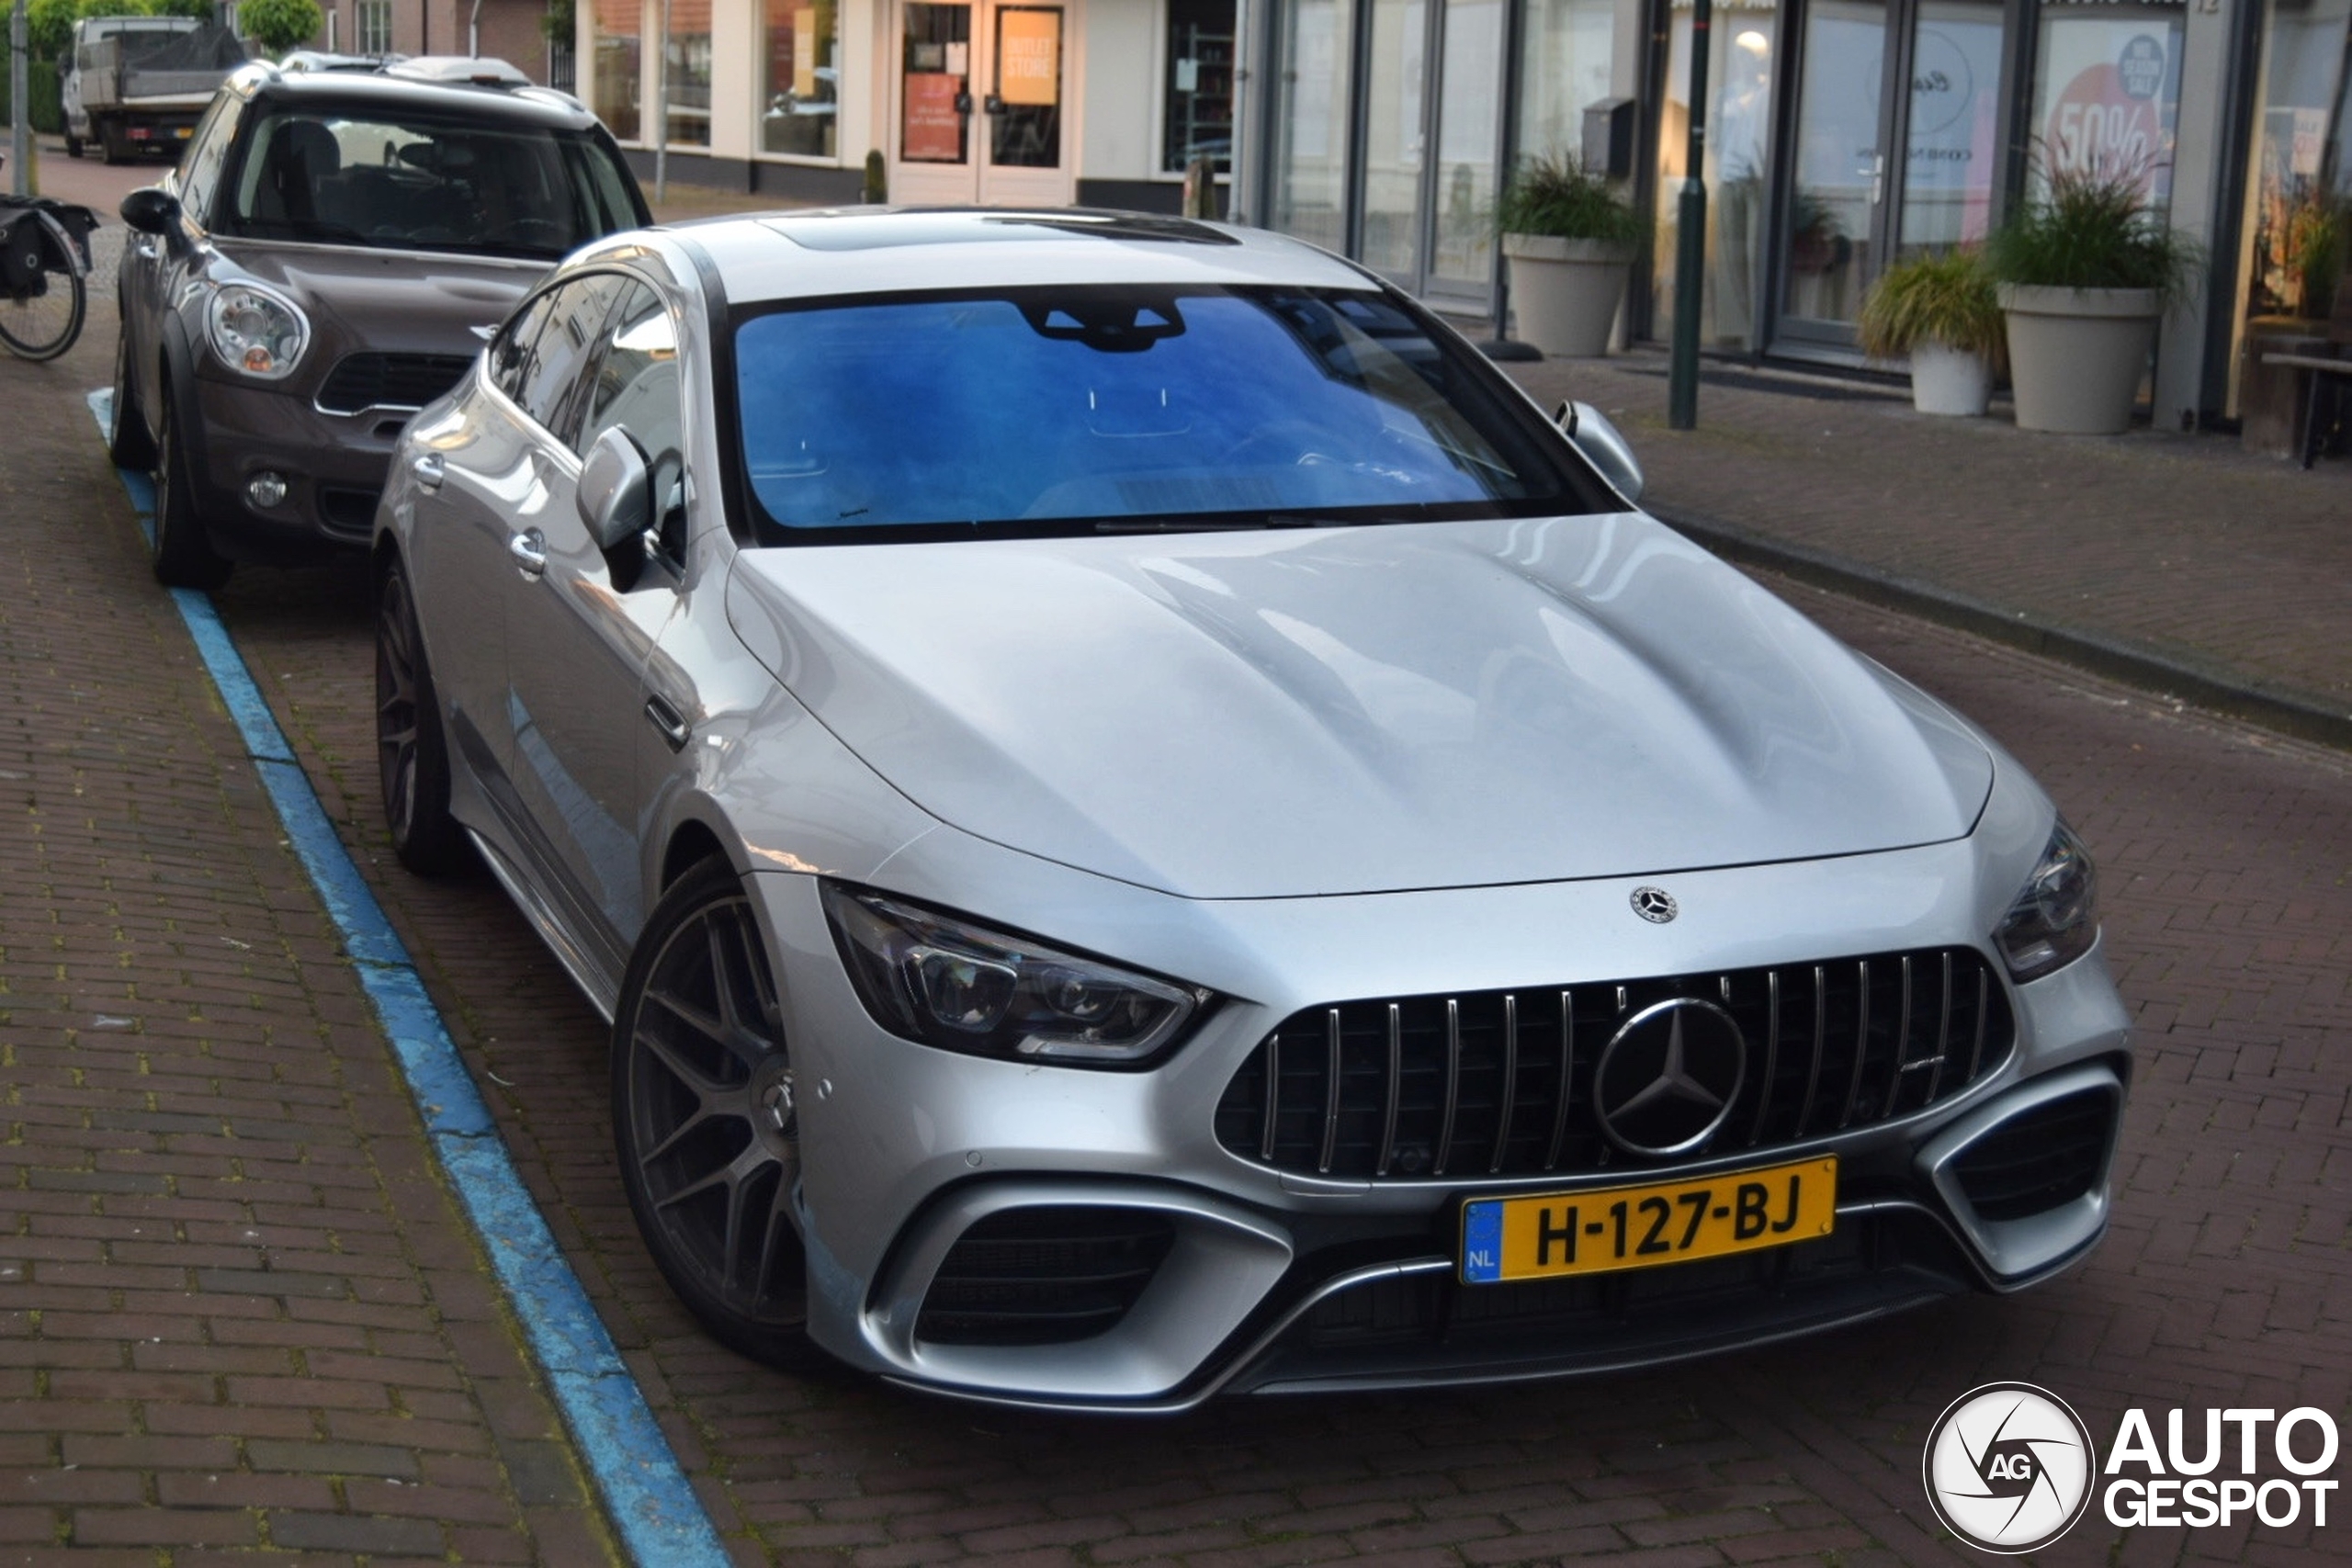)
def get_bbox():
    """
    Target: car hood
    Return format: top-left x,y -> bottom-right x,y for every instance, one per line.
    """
216,240 -> 544,361
725,513 -> 1995,899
